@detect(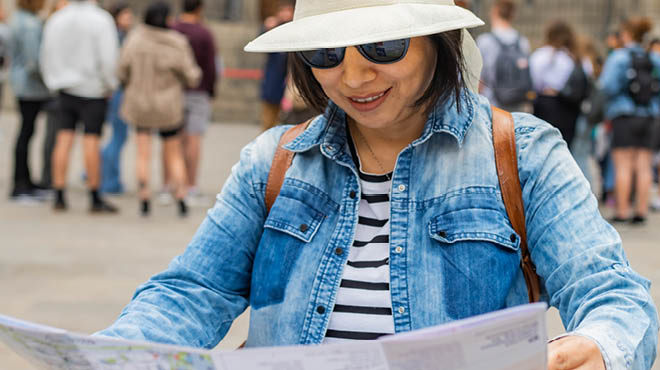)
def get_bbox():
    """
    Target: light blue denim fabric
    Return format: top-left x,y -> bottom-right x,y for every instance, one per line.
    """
101,89 -> 128,194
599,45 -> 660,120
8,10 -> 50,100
98,91 -> 658,370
